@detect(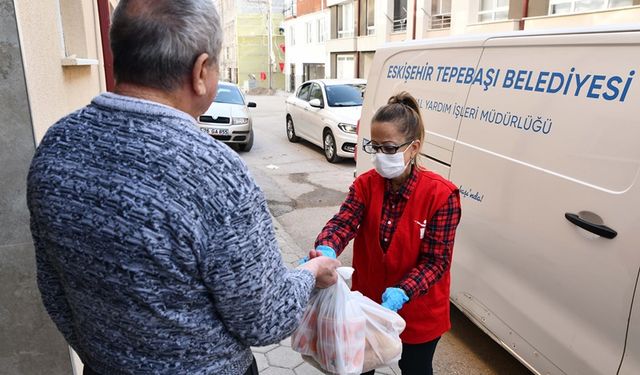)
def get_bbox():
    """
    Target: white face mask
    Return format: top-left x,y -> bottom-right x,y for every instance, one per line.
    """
372,142 -> 413,179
